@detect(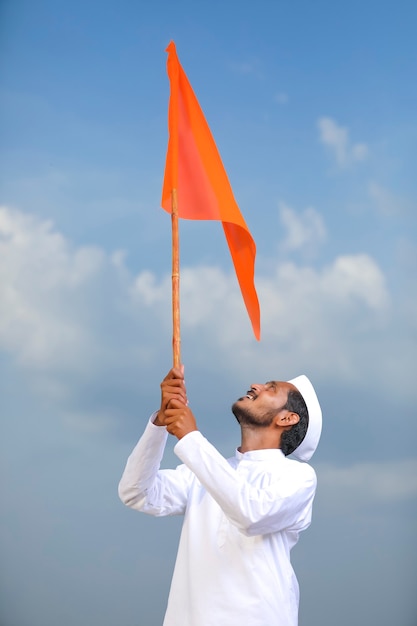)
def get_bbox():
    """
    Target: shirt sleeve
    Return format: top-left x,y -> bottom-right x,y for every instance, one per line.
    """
174,430 -> 316,536
118,413 -> 193,517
